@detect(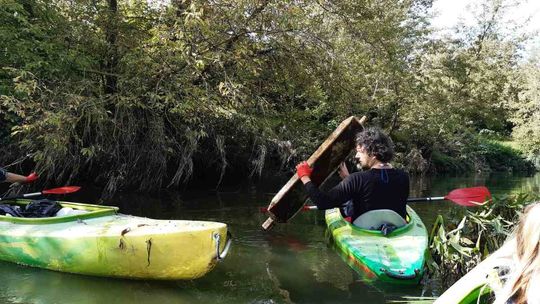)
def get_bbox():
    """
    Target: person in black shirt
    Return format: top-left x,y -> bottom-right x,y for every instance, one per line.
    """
295,127 -> 409,222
